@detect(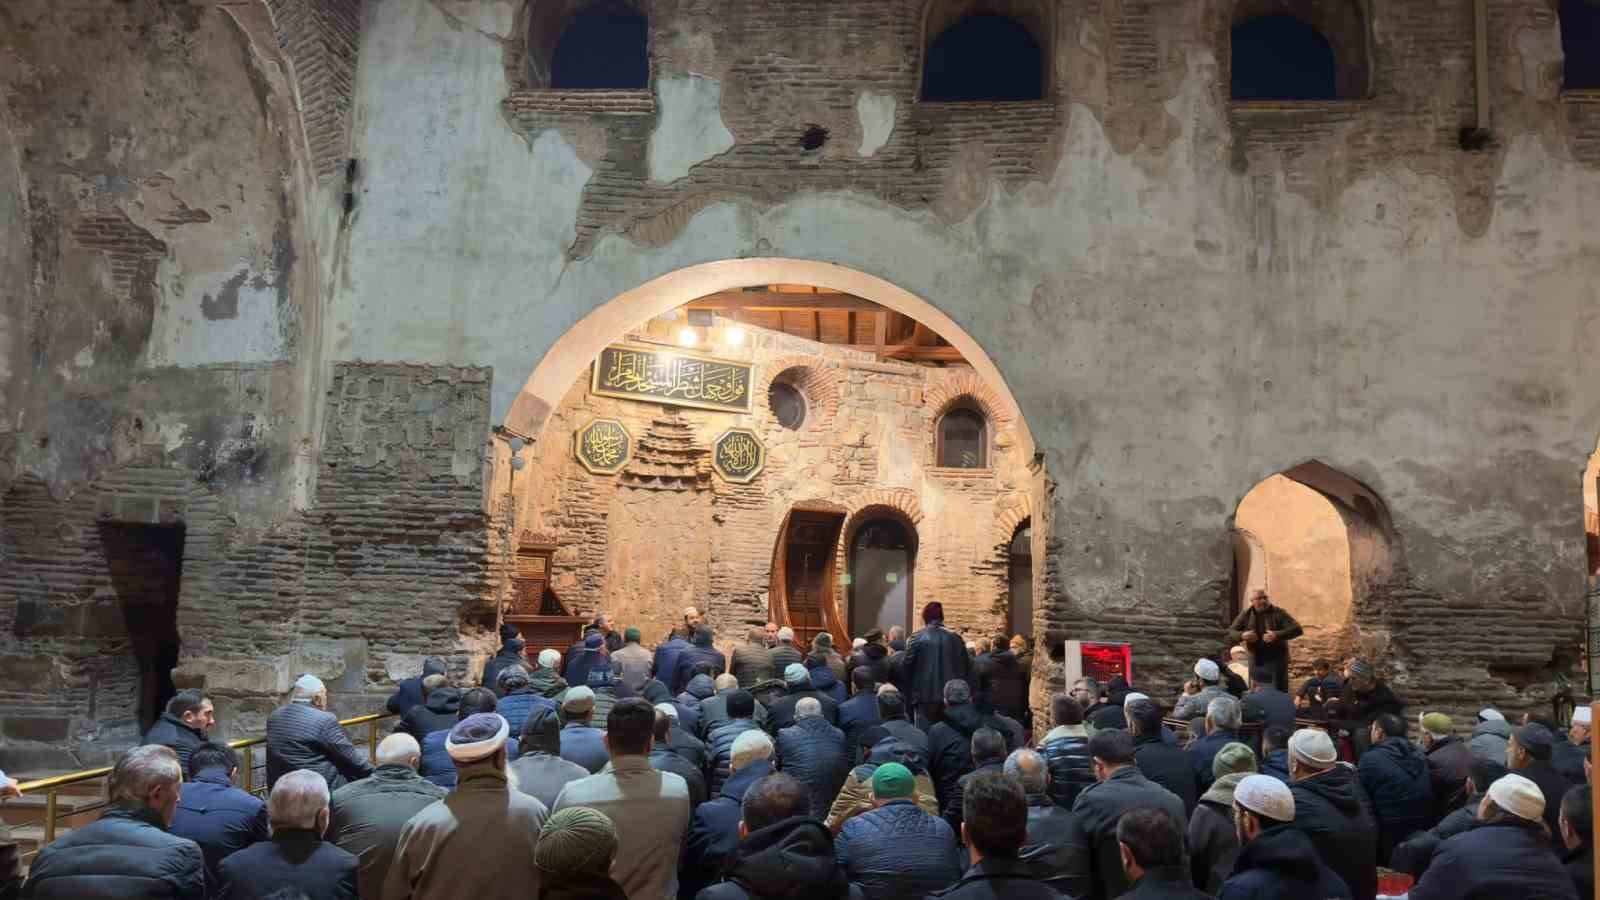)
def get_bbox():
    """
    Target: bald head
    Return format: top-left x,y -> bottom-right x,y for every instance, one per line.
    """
376,733 -> 422,769
1004,747 -> 1050,794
